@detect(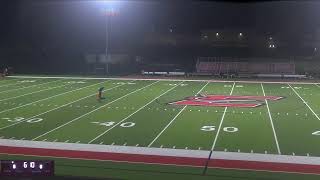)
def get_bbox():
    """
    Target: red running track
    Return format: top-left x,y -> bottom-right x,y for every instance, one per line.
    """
1,145 -> 320,175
